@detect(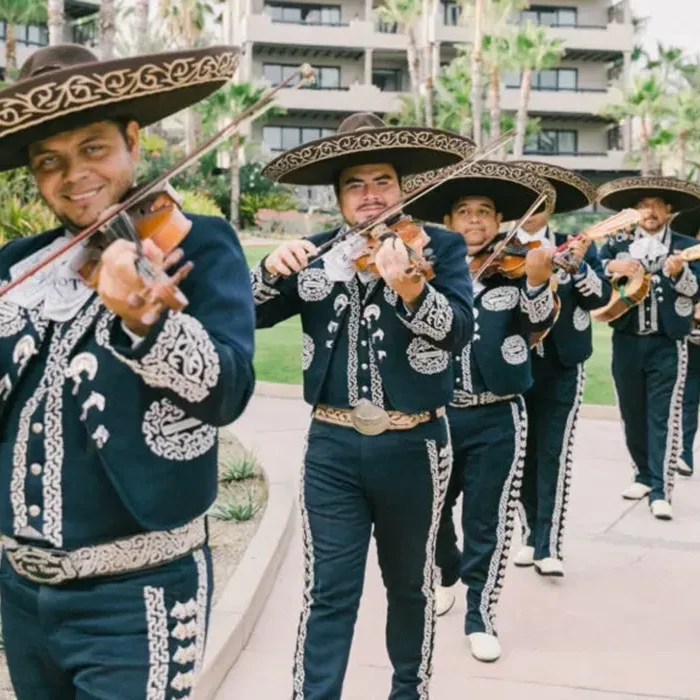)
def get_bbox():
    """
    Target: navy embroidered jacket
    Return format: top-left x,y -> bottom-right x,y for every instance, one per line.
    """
0,215 -> 255,548
251,225 -> 474,413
